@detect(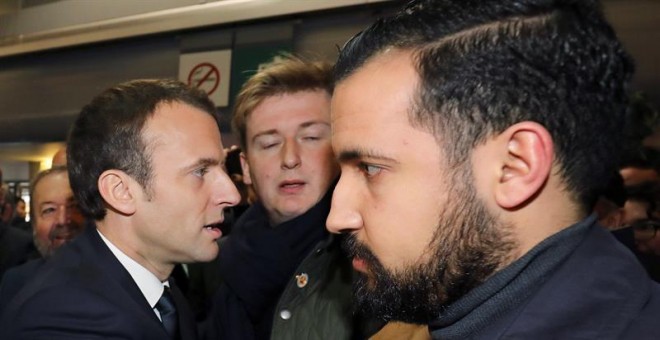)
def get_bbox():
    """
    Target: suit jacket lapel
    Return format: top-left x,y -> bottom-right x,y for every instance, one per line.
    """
80,226 -> 198,339
77,226 -> 169,335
